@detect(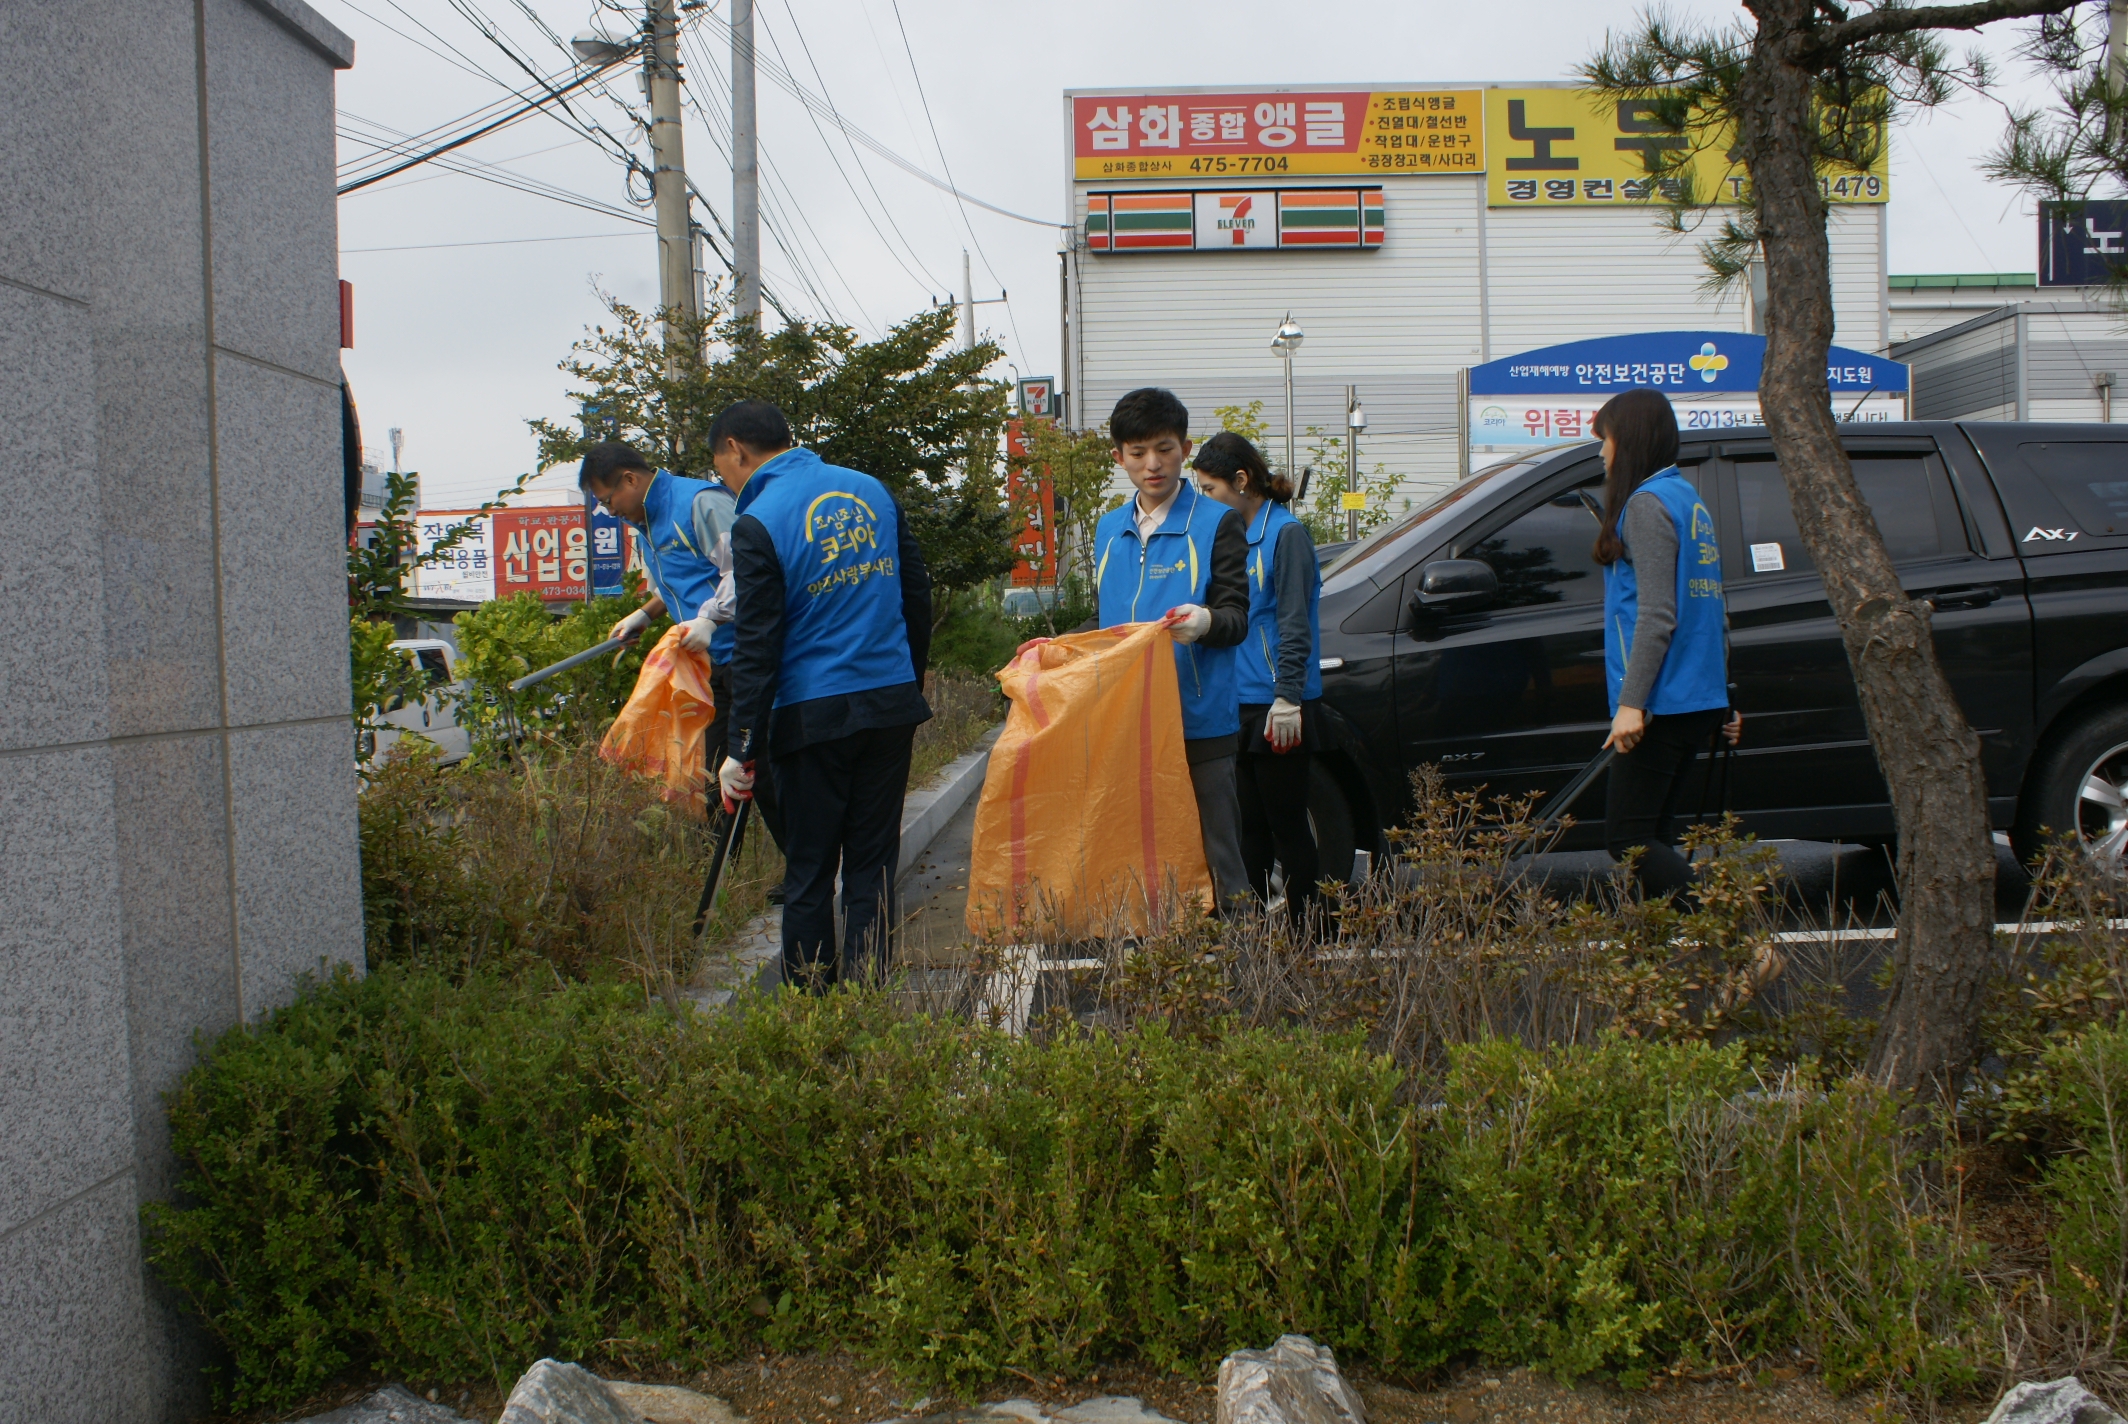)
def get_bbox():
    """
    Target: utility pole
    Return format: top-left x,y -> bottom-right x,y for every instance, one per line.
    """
731,0 -> 761,328
962,250 -> 976,351
645,0 -> 698,365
